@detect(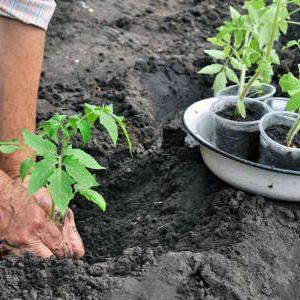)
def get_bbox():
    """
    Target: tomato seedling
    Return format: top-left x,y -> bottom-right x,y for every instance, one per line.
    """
199,0 -> 300,118
0,103 -> 132,221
